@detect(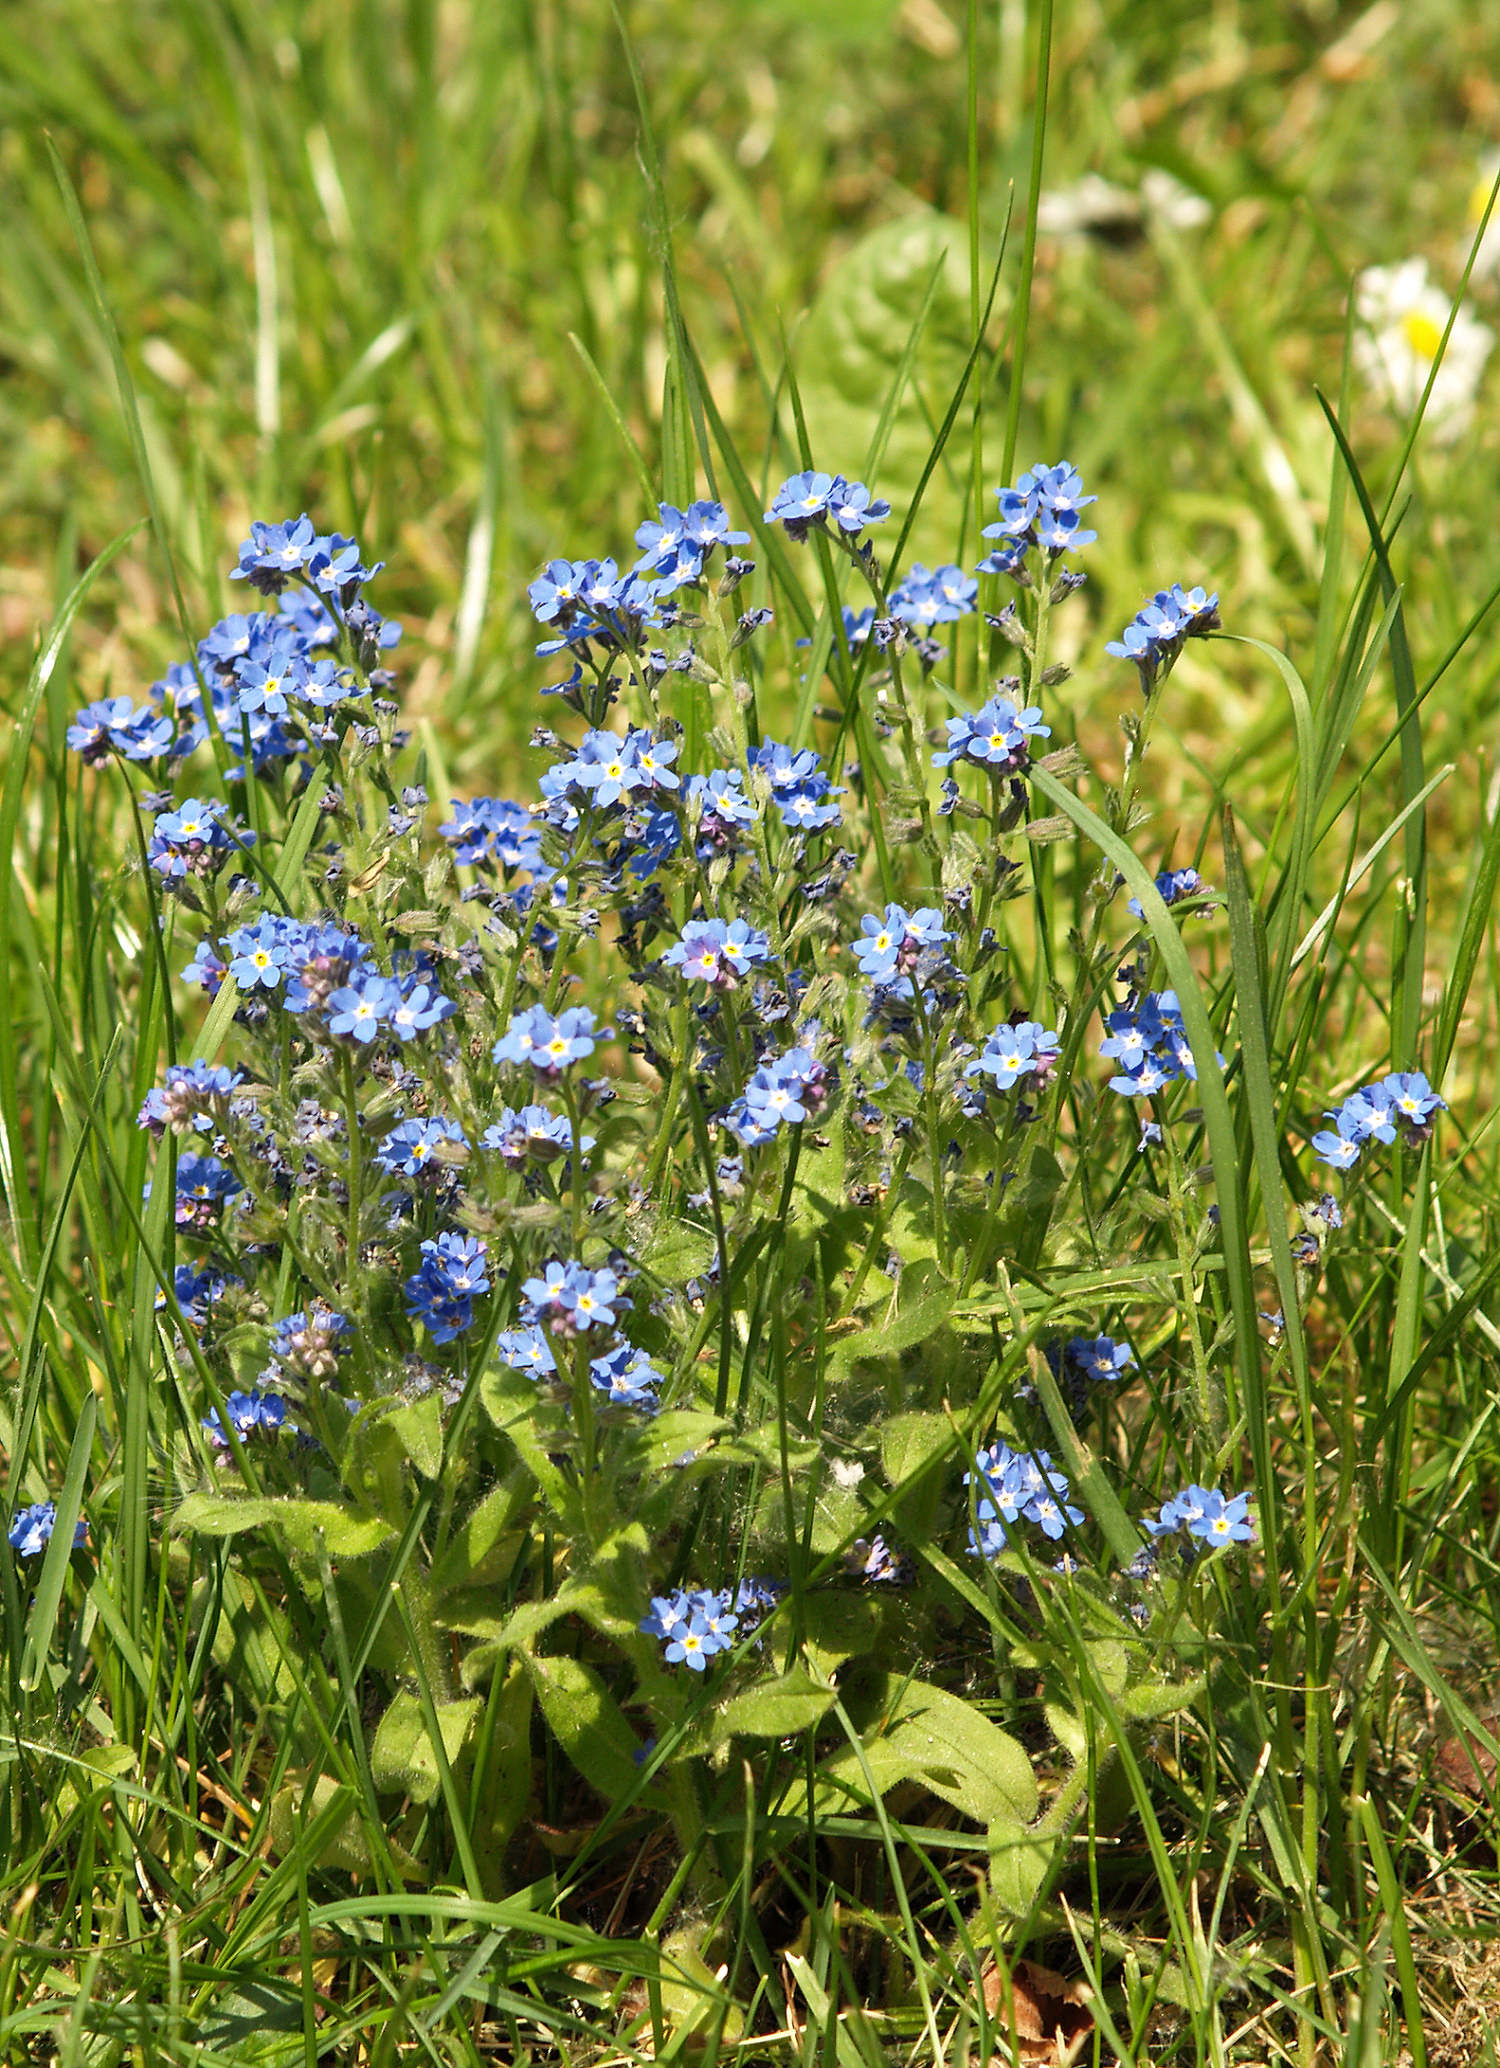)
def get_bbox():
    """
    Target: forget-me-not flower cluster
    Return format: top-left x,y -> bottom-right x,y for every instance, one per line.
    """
1312,1072 -> 1446,1170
